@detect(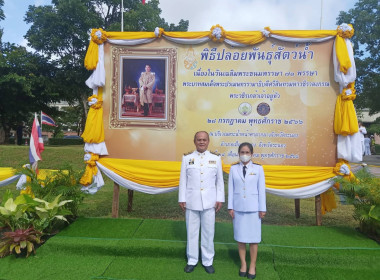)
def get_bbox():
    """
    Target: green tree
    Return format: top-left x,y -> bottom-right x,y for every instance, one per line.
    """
337,0 -> 380,114
0,43 -> 60,143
